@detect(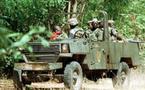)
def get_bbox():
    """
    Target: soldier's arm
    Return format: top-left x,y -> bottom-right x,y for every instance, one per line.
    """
115,34 -> 123,40
62,32 -> 68,38
56,32 -> 68,39
111,28 -> 123,40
